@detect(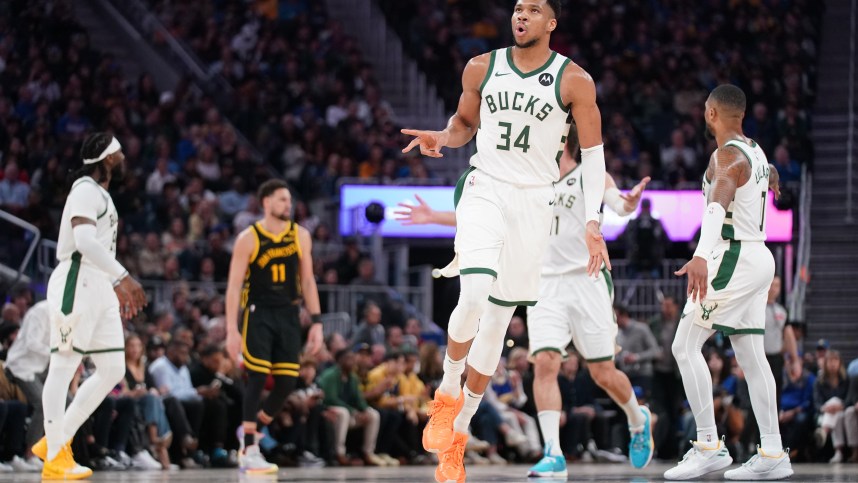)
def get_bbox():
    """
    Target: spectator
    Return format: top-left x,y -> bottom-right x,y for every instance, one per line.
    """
773,145 -> 802,185
138,233 -> 167,279
317,349 -> 385,466
188,345 -> 240,466
814,350 -> 849,463
660,129 -> 697,177
3,300 -> 50,470
622,199 -> 667,279
350,302 -> 385,348
614,305 -> 660,396
122,335 -> 173,470
648,296 -> 681,459
502,316 -> 528,359
844,375 -> 858,462
765,275 -> 801,408
779,365 -> 815,458
0,162 -> 30,212
148,340 -> 204,468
